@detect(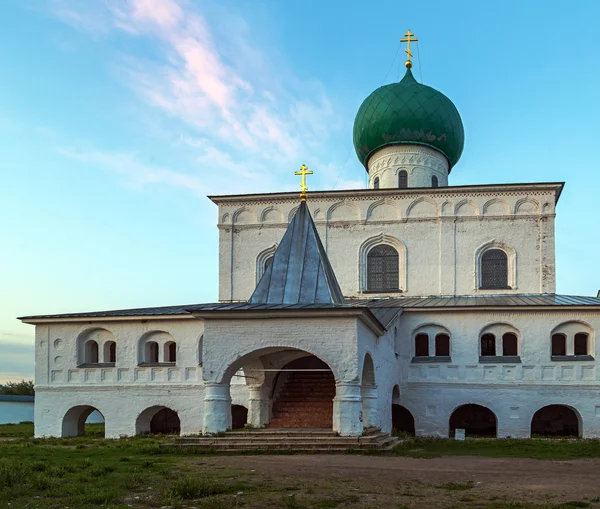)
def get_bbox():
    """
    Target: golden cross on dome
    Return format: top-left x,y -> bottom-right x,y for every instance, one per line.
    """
294,164 -> 313,201
400,30 -> 418,69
